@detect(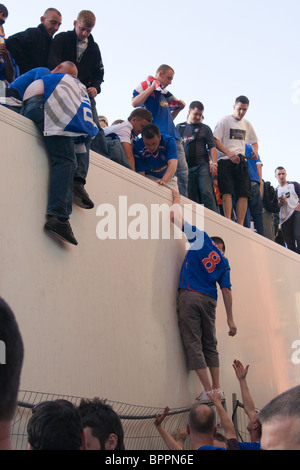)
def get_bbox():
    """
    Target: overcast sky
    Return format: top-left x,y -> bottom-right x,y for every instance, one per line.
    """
4,0 -> 300,186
